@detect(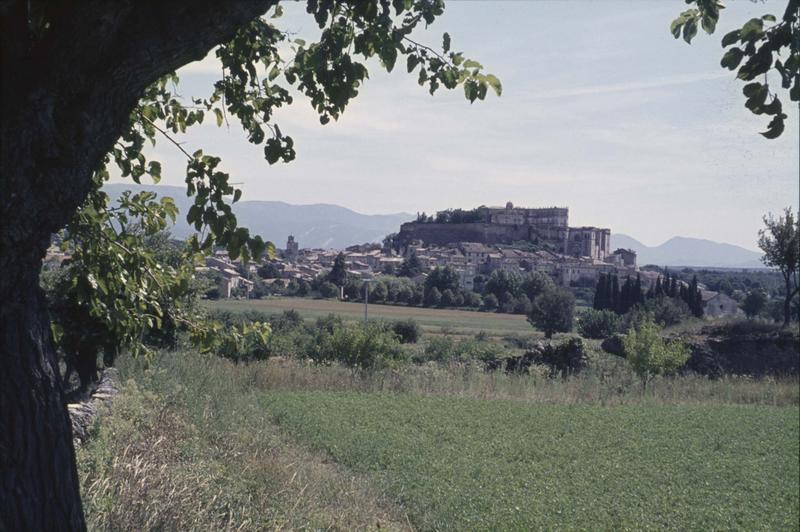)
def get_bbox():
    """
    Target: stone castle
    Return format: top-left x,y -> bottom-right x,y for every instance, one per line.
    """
396,202 -> 611,260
